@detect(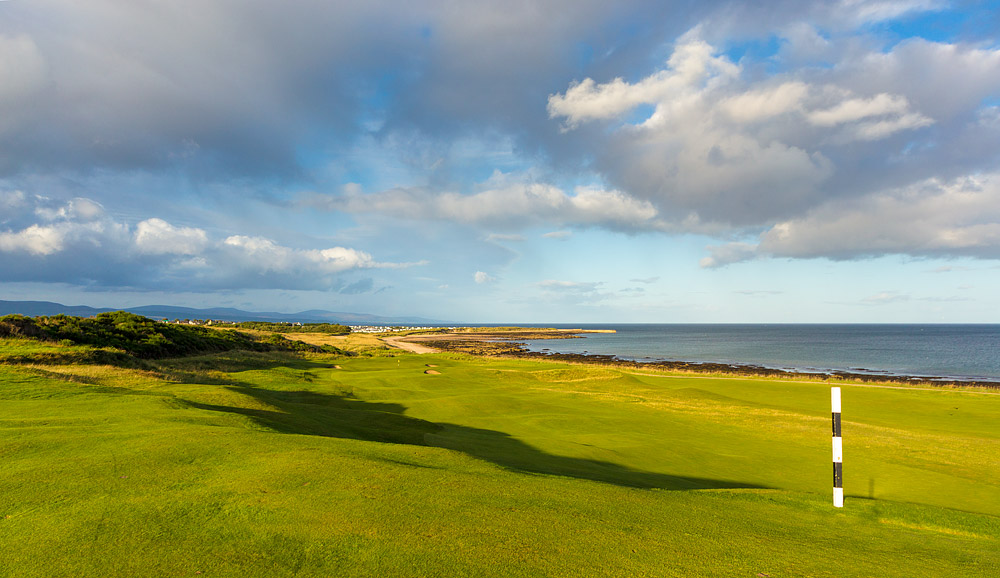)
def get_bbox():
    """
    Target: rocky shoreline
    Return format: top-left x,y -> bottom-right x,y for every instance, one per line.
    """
407,333 -> 1000,390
